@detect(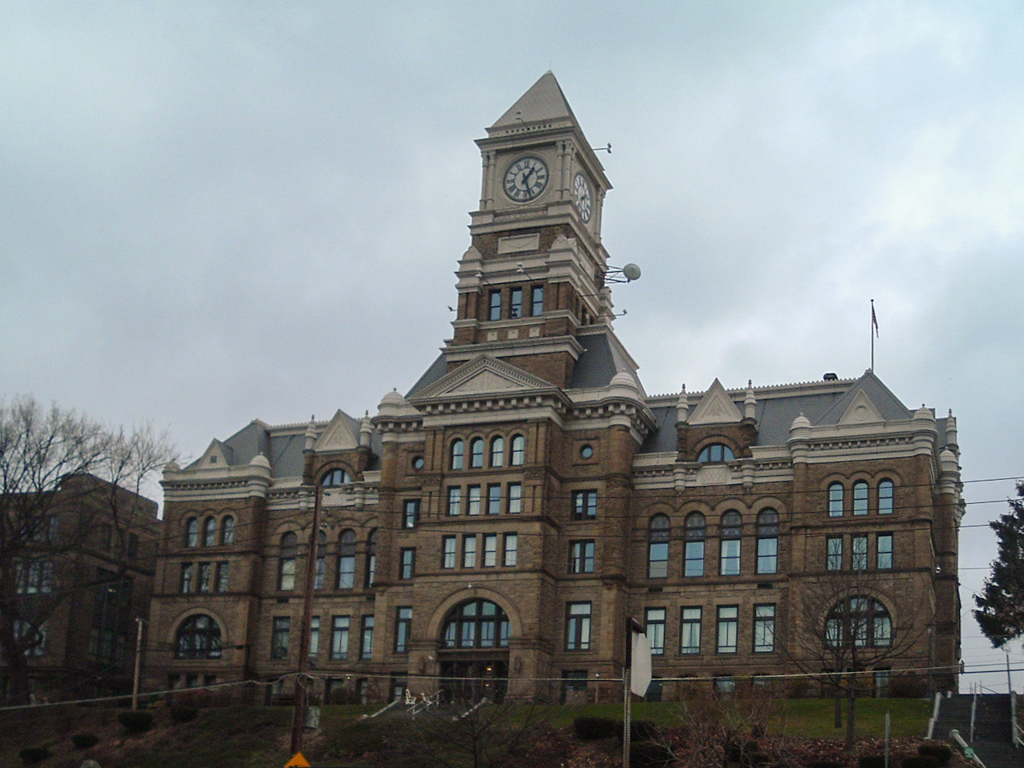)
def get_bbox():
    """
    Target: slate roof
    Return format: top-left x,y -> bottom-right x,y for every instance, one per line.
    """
638,370 -> 951,455
490,71 -> 578,130
406,353 -> 448,398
